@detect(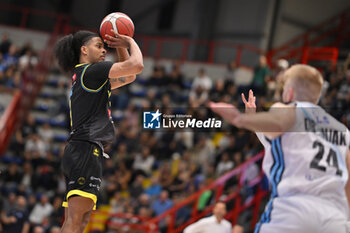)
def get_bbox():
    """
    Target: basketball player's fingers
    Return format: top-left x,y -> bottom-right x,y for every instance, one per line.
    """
104,39 -> 128,48
105,33 -> 126,42
249,89 -> 254,100
110,29 -> 132,40
241,93 -> 248,104
103,39 -> 117,47
110,29 -> 118,37
105,34 -> 119,41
